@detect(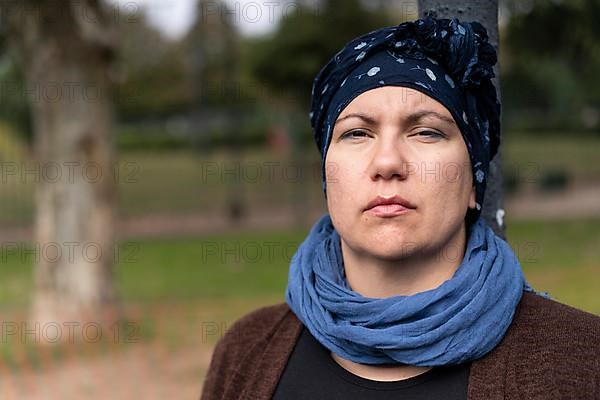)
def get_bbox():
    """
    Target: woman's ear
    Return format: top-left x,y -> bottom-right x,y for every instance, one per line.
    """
468,185 -> 476,209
